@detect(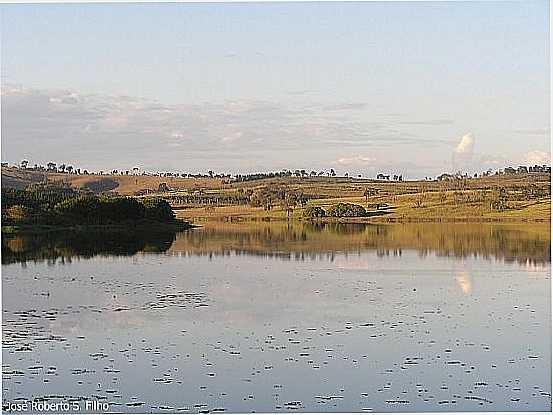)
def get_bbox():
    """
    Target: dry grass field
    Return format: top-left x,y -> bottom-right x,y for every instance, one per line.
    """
1,167 -> 224,195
